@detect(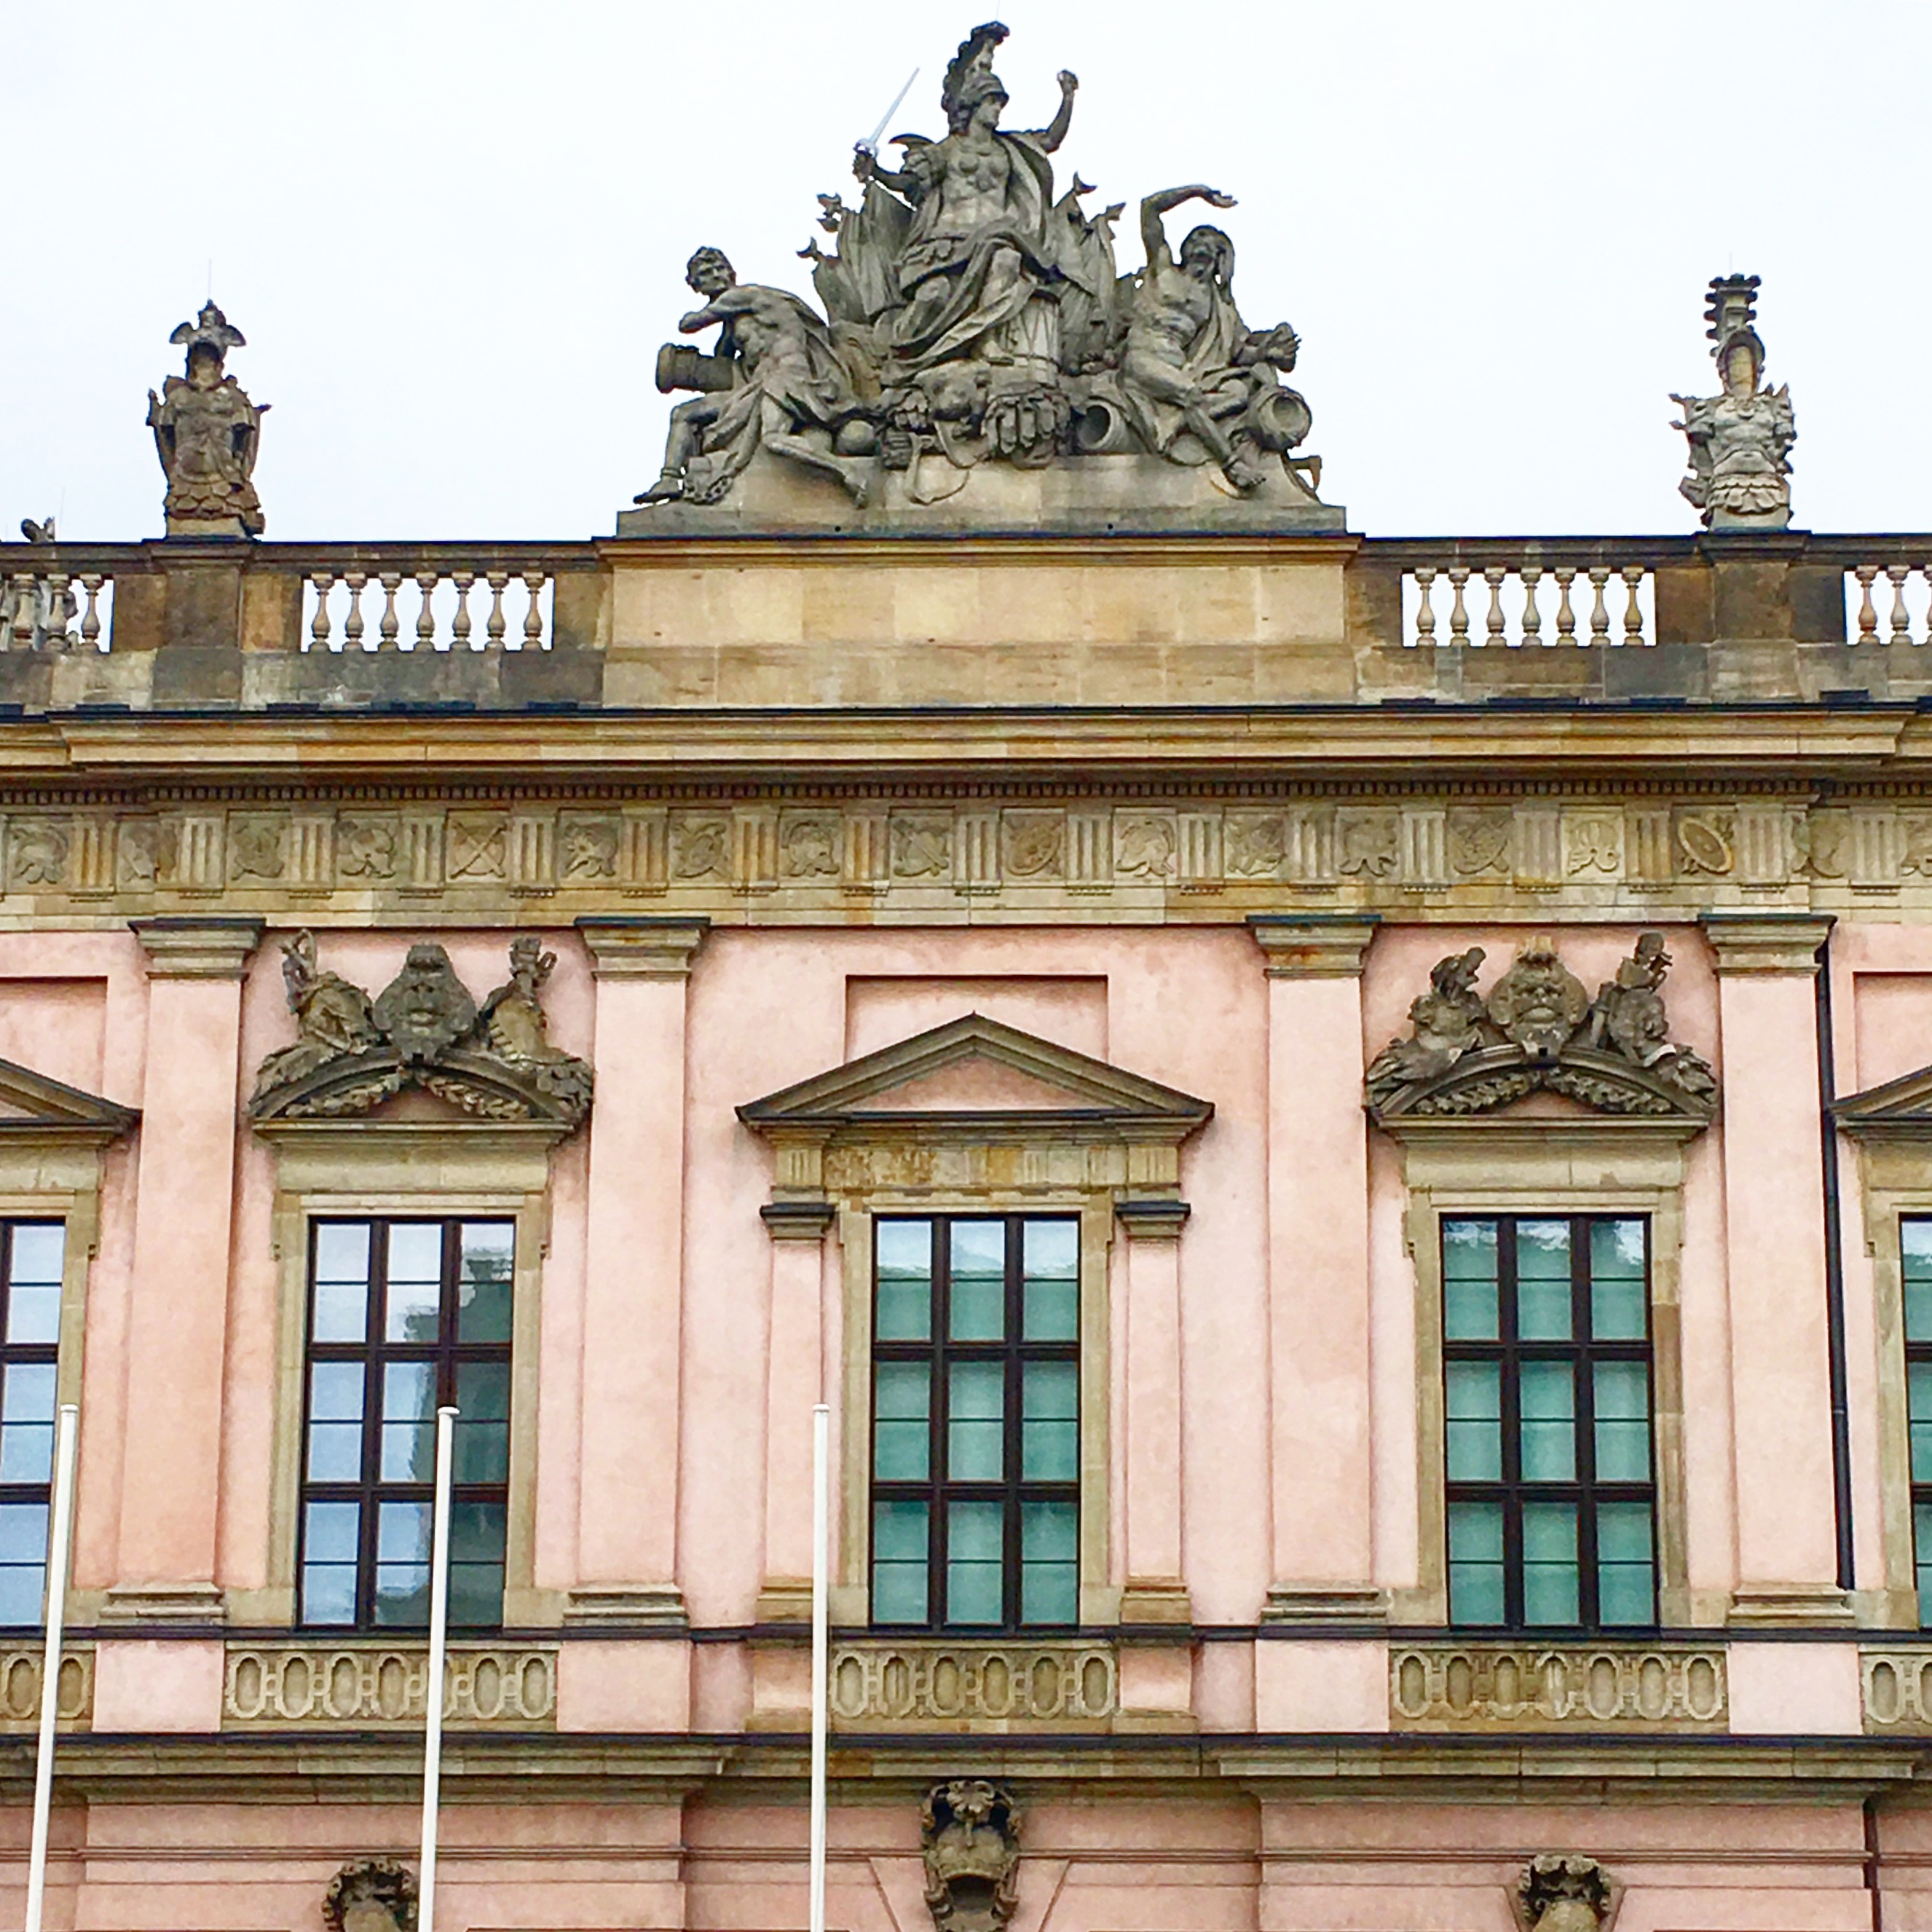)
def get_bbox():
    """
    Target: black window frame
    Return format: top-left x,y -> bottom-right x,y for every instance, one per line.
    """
1901,1215 -> 1932,1620
1442,1213 -> 1658,1633
870,1212 -> 1081,1633
0,1220 -> 64,1629
296,1215 -> 514,1631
